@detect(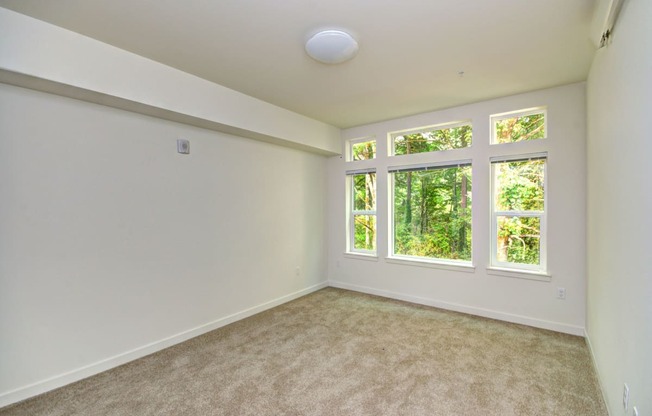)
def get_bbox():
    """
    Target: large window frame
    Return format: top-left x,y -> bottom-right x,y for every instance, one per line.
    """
490,153 -> 547,273
388,160 -> 473,266
346,168 -> 377,255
